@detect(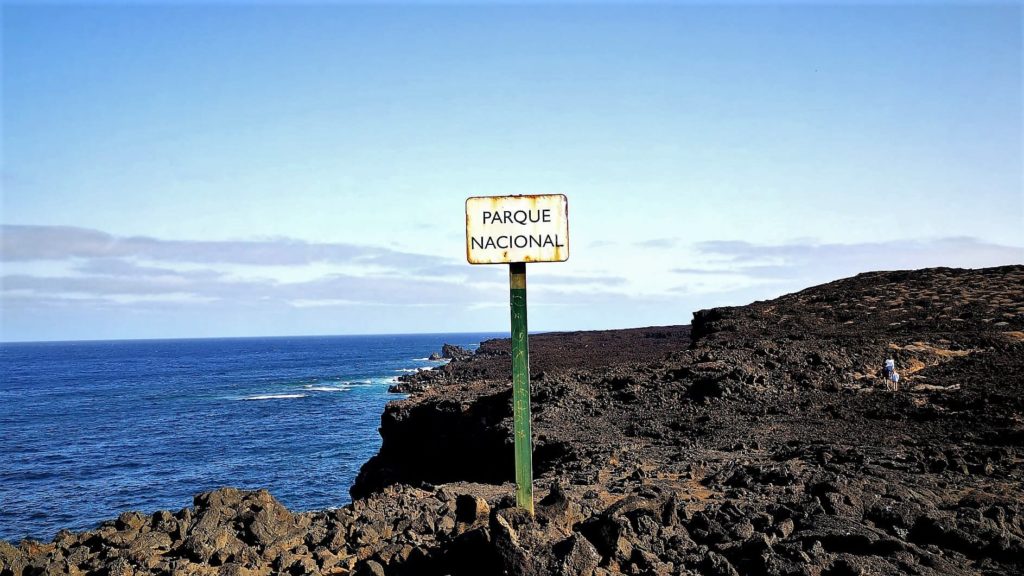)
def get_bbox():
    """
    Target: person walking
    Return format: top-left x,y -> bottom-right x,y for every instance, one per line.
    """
889,369 -> 900,392
883,358 -> 899,392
